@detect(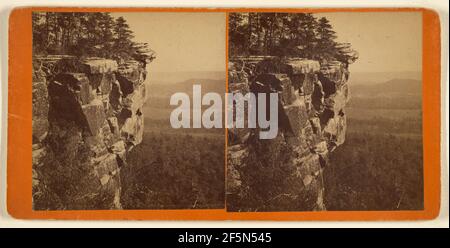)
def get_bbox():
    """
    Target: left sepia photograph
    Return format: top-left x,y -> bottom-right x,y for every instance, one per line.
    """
31,12 -> 226,210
